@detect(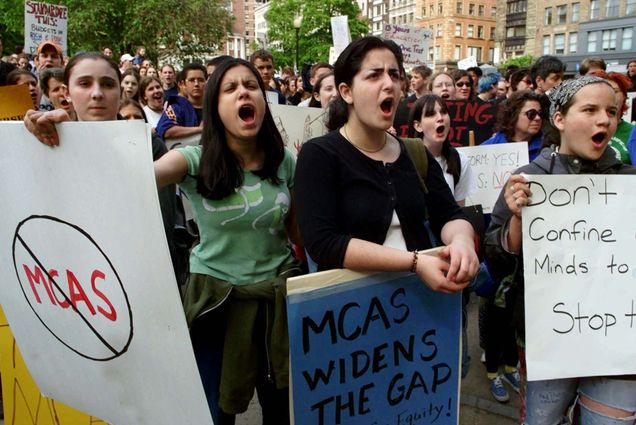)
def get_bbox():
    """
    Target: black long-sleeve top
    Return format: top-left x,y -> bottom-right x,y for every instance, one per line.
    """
295,130 -> 465,270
